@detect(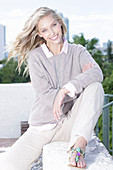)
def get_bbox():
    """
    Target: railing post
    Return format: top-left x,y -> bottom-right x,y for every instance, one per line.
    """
112,105 -> 113,155
103,95 -> 109,150
95,122 -> 99,137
